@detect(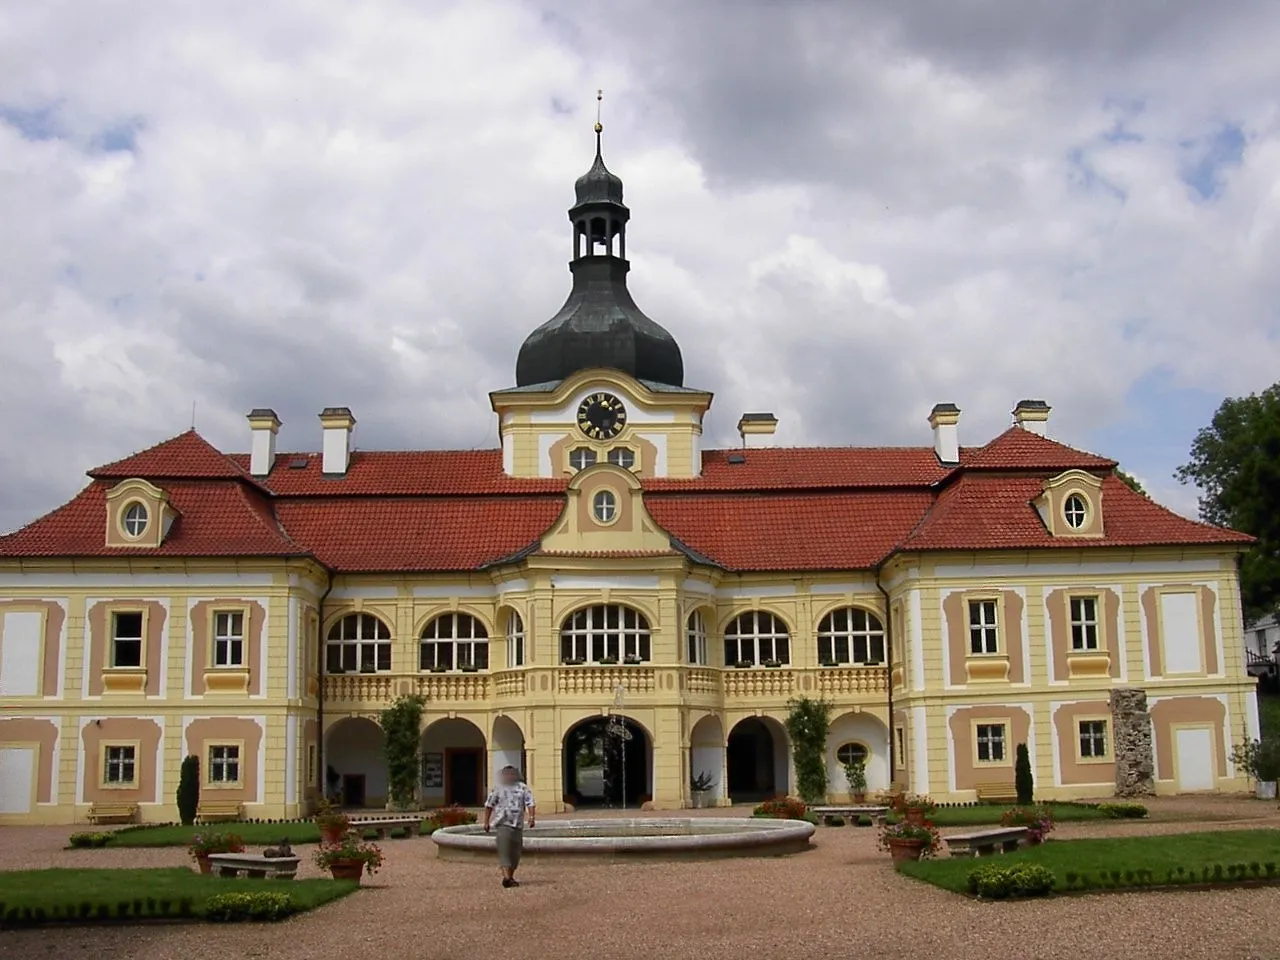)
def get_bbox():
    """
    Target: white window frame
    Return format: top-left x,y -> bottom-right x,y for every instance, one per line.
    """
213,610 -> 245,667
835,742 -> 869,766
1078,719 -> 1109,759
560,604 -> 651,664
111,610 -> 144,668
607,447 -> 636,469
420,613 -> 490,672
325,613 -> 392,674
975,723 -> 1006,763
569,447 -> 597,471
686,611 -> 708,665
122,501 -> 149,538
724,611 -> 791,667
104,745 -> 136,785
1063,493 -> 1088,529
592,489 -> 618,523
1069,595 -> 1100,651
817,607 -> 886,665
506,612 -> 525,668
967,599 -> 1000,655
209,744 -> 241,784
